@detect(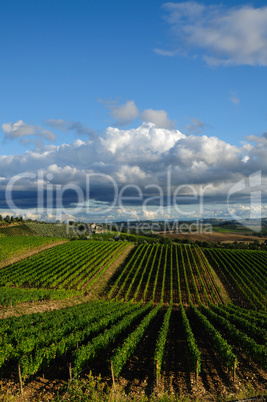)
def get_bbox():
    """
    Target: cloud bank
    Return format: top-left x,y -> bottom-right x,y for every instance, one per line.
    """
0,119 -> 266,222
